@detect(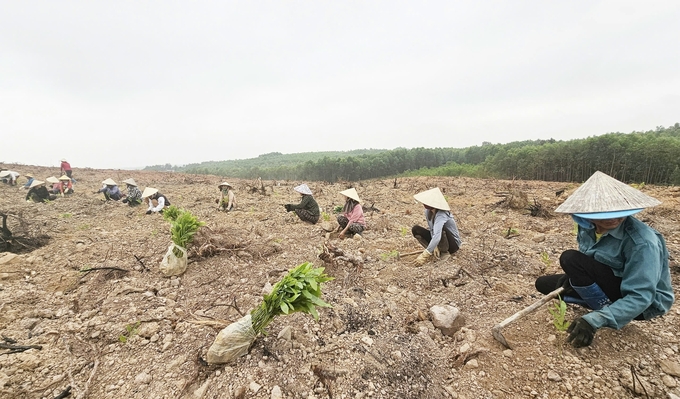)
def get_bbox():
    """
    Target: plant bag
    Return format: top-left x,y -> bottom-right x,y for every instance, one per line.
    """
207,314 -> 257,364
159,243 -> 187,276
